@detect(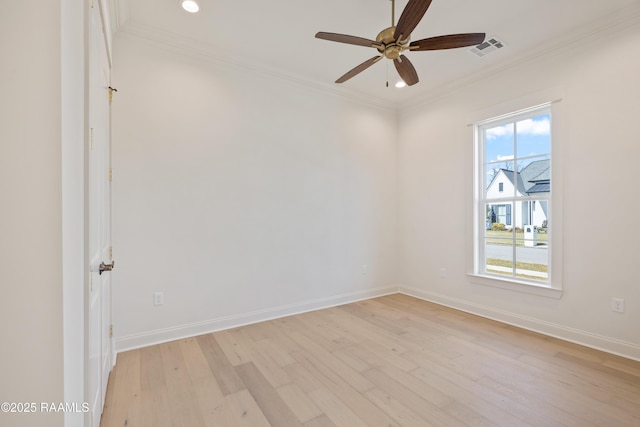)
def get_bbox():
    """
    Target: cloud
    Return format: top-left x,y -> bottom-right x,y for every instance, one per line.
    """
517,117 -> 550,135
497,154 -> 514,161
486,124 -> 513,140
485,117 -> 550,140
